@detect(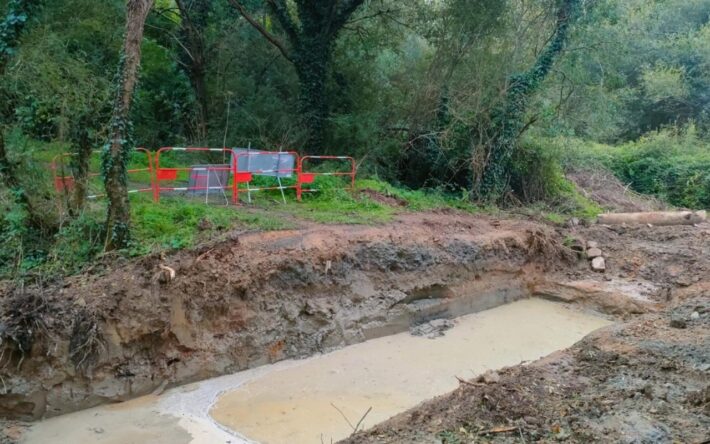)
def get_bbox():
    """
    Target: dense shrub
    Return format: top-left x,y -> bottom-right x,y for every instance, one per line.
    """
561,126 -> 710,209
